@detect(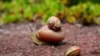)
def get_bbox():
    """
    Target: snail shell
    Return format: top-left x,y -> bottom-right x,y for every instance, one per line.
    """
47,16 -> 62,31
65,46 -> 81,56
36,25 -> 64,43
